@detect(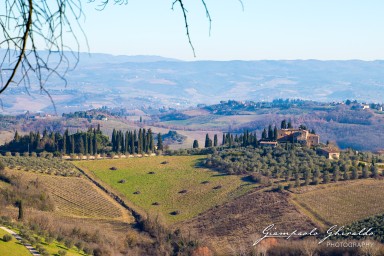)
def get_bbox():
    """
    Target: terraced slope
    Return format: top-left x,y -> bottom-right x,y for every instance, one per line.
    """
9,170 -> 133,222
